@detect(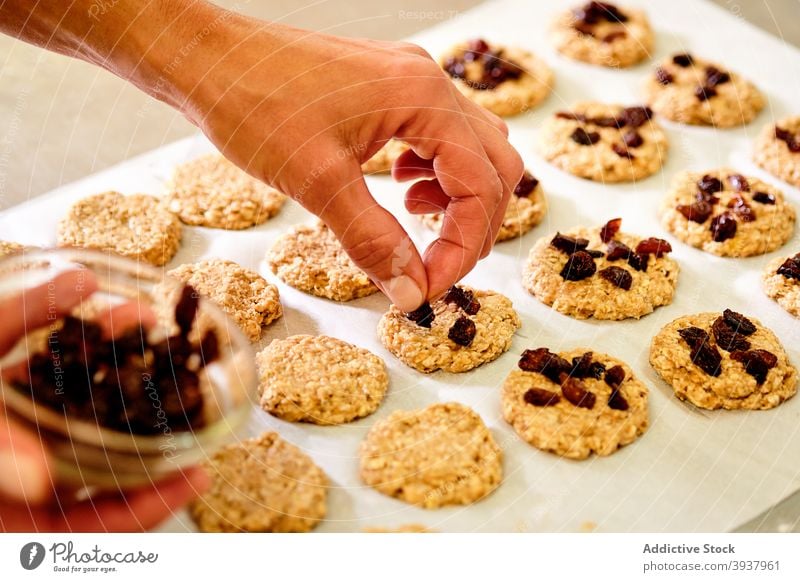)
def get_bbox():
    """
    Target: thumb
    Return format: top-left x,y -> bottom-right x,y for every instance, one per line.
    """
0,413 -> 52,504
312,162 -> 428,311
